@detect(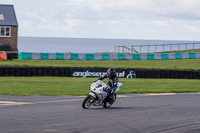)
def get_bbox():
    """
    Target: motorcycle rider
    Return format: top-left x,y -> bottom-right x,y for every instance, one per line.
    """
96,68 -> 118,99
